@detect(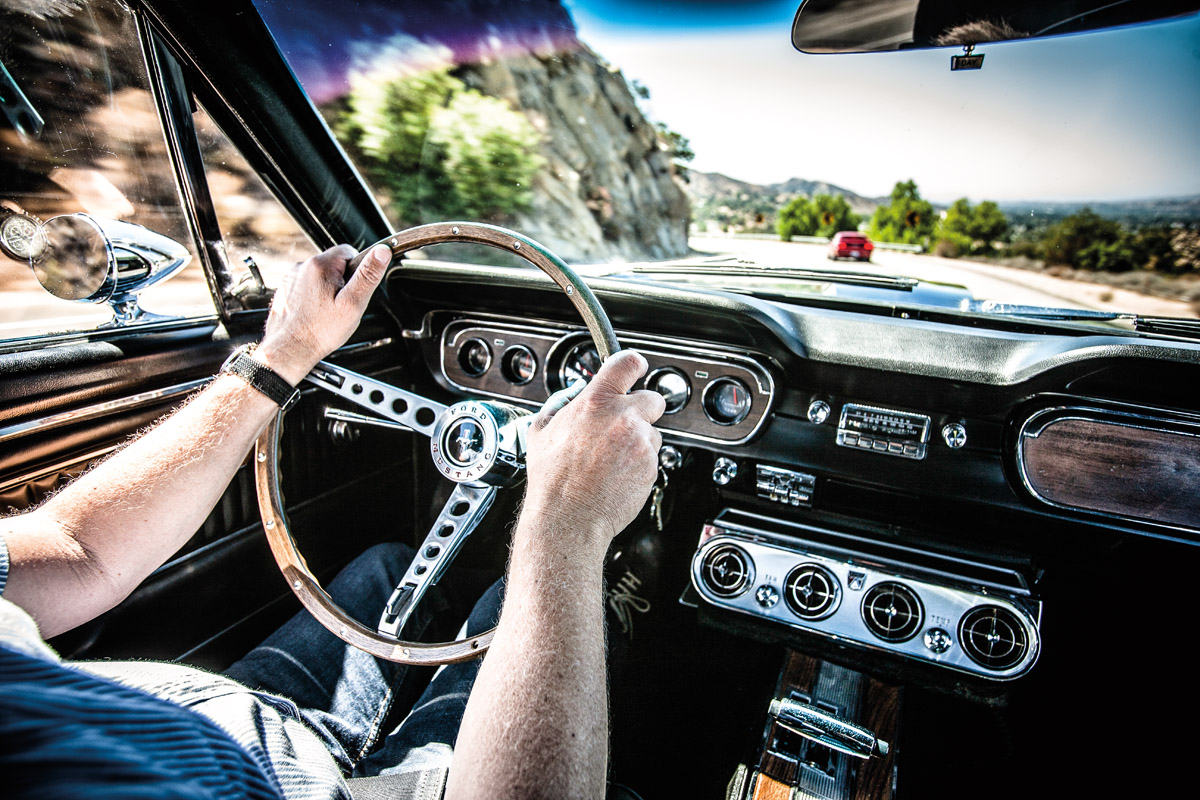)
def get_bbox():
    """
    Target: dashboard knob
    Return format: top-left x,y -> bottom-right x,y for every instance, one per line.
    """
941,423 -> 968,449
807,400 -> 831,425
923,628 -> 953,655
712,457 -> 738,485
755,585 -> 780,609
659,445 -> 683,471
